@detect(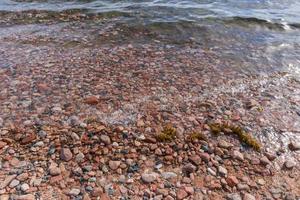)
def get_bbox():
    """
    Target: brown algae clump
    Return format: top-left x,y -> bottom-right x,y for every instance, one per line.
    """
156,124 -> 177,142
189,131 -> 208,141
209,123 -> 261,151
208,123 -> 222,135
